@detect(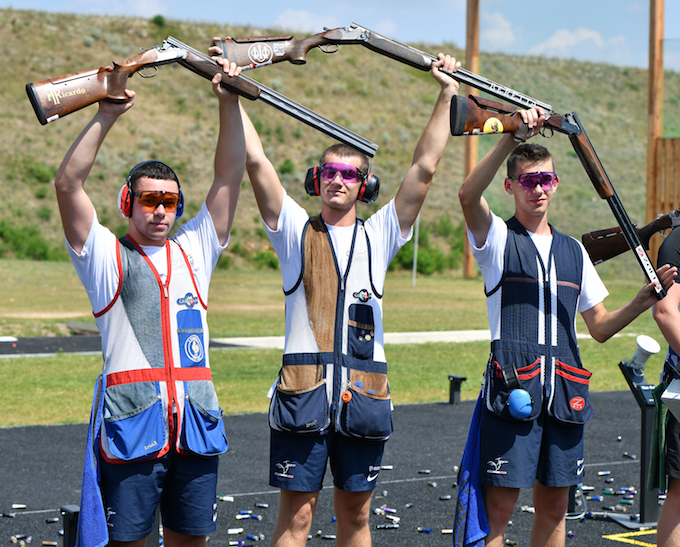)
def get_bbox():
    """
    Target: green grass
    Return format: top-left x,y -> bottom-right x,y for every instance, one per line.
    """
0,259 -> 668,427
